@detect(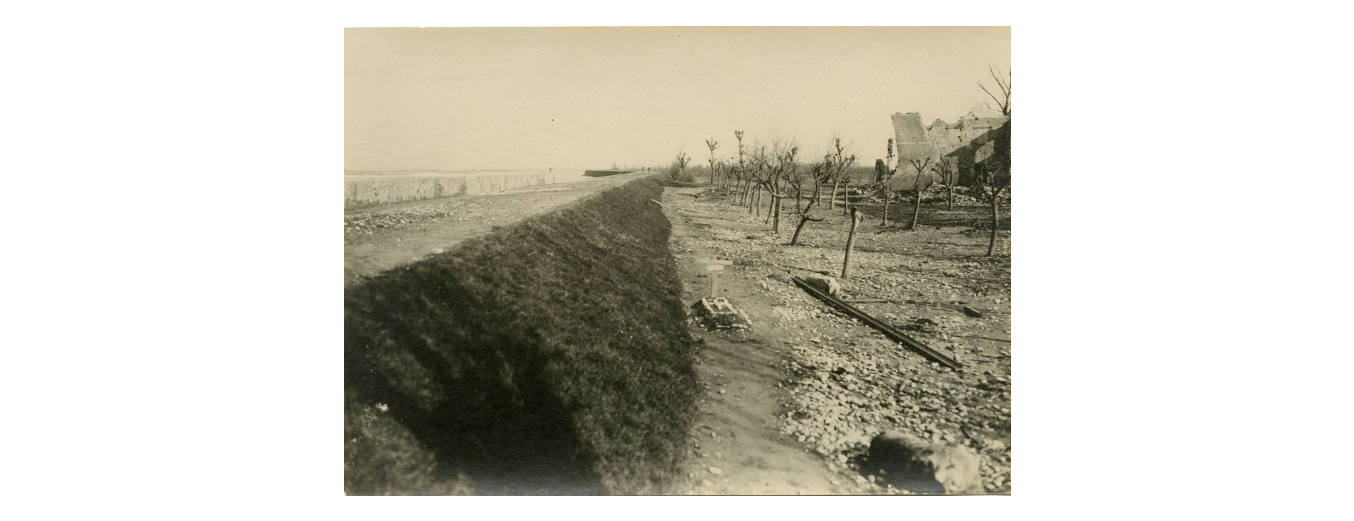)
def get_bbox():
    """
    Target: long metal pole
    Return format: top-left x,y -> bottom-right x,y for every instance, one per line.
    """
792,276 -> 961,370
